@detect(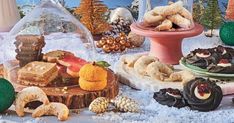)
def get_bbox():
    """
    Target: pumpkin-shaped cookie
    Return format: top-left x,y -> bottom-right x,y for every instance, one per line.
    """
79,62 -> 108,91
